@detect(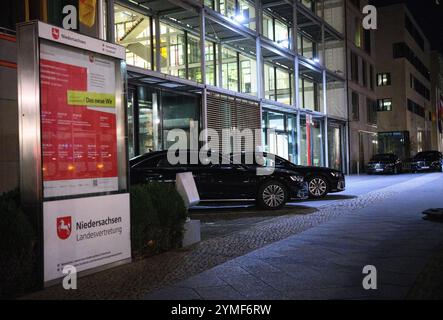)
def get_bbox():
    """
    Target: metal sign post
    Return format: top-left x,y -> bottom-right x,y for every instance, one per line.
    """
17,21 -> 131,287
